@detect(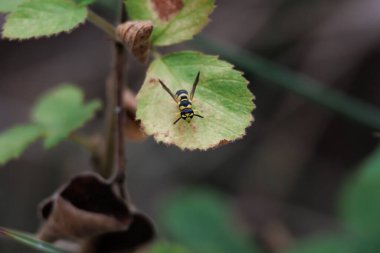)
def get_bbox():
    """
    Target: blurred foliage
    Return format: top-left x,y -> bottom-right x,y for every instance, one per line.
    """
0,124 -> 43,165
0,227 -> 71,253
340,145 -> 380,234
0,84 -> 101,165
160,188 -> 262,253
145,242 -> 193,253
285,236 -> 354,253
193,37 -> 380,131
285,145 -> 380,253
32,85 -> 101,148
